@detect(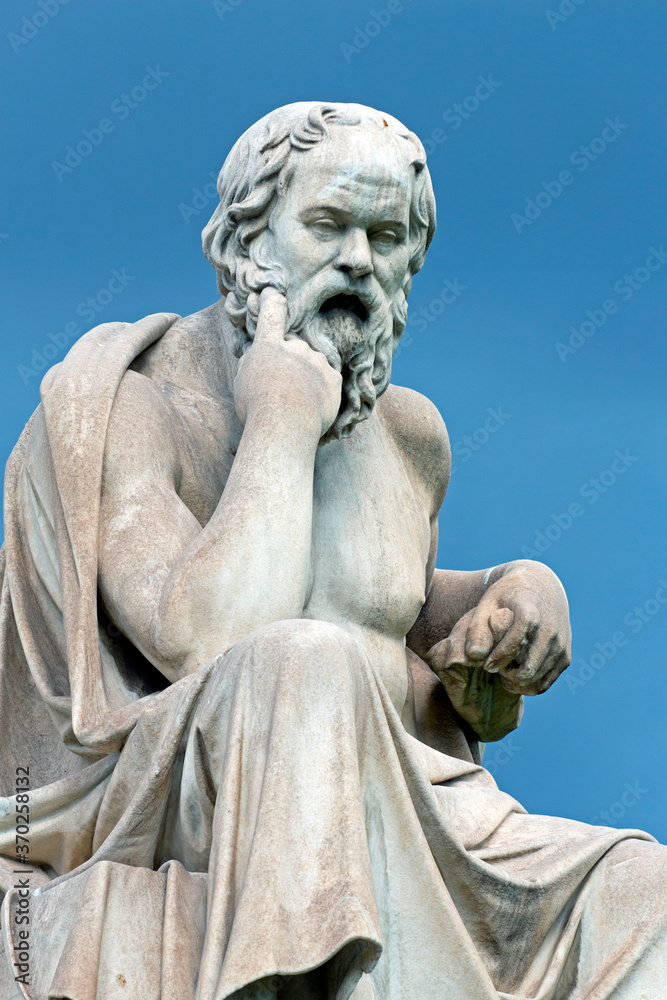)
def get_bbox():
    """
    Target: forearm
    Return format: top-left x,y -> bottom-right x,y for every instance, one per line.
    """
407,568 -> 489,659
155,405 -> 320,668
